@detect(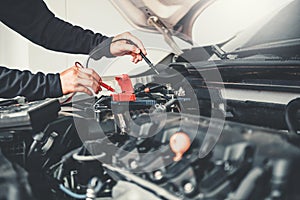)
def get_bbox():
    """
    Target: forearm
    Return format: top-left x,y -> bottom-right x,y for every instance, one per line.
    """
30,16 -> 109,54
0,0 -> 108,54
0,66 -> 63,101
